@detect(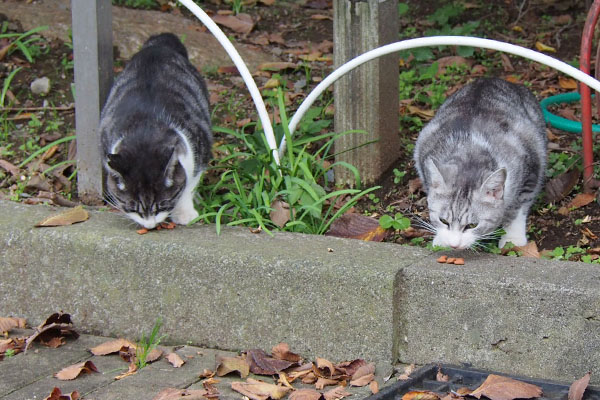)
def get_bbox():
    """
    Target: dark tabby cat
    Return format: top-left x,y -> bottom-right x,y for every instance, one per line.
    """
414,77 -> 547,250
100,33 -> 212,229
